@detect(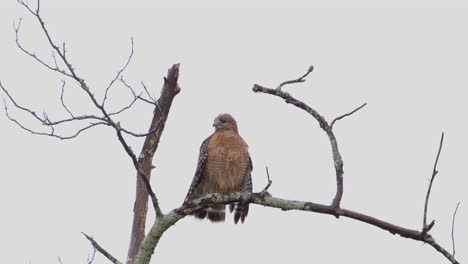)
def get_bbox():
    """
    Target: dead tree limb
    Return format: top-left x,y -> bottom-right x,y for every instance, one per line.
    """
252,69 -> 367,209
126,64 -> 181,264
135,190 -> 460,264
